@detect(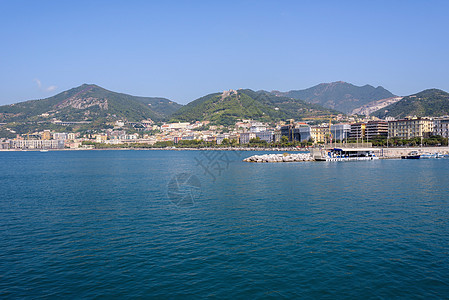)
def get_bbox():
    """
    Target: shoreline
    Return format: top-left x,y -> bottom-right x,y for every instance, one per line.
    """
2,146 -> 449,158
0,147 -> 309,152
